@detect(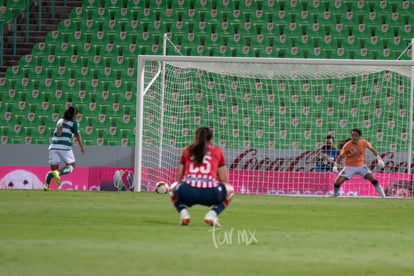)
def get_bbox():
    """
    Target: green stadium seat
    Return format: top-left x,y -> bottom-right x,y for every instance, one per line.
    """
126,0 -> 144,11
5,66 -> 29,82
105,128 -> 124,146
179,6 -> 197,25
96,66 -> 115,83
193,0 -> 212,11
75,38 -> 91,55
82,0 -> 103,10
7,0 -> 26,13
400,16 -> 413,36
4,102 -> 23,124
82,126 -> 98,146
91,7 -> 113,24
104,52 -> 125,70
3,0 -> 413,147
397,1 -> 412,16
100,39 -> 119,59
32,42 -> 49,59
149,0 -> 166,11
238,13 -> 257,38
140,37 -> 162,55
104,0 -> 124,11
102,18 -> 122,37
187,41 -> 205,56
69,7 -> 88,23
8,123 -> 28,144
31,122 -> 50,144
77,18 -> 96,36
53,40 -> 72,58
45,30 -> 66,52
18,54 -> 35,70
113,7 -> 131,24
0,124 -> 12,144
192,13 -> 208,35
177,28 -> 197,49
66,27 -> 84,46
123,13 -> 140,32
116,82 -> 135,103
87,47 -> 104,69
123,38 -> 140,58
57,19 -> 79,37
28,63 -> 48,82
63,51 -> 81,68
137,3 -> 155,24
171,0 -> 190,11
